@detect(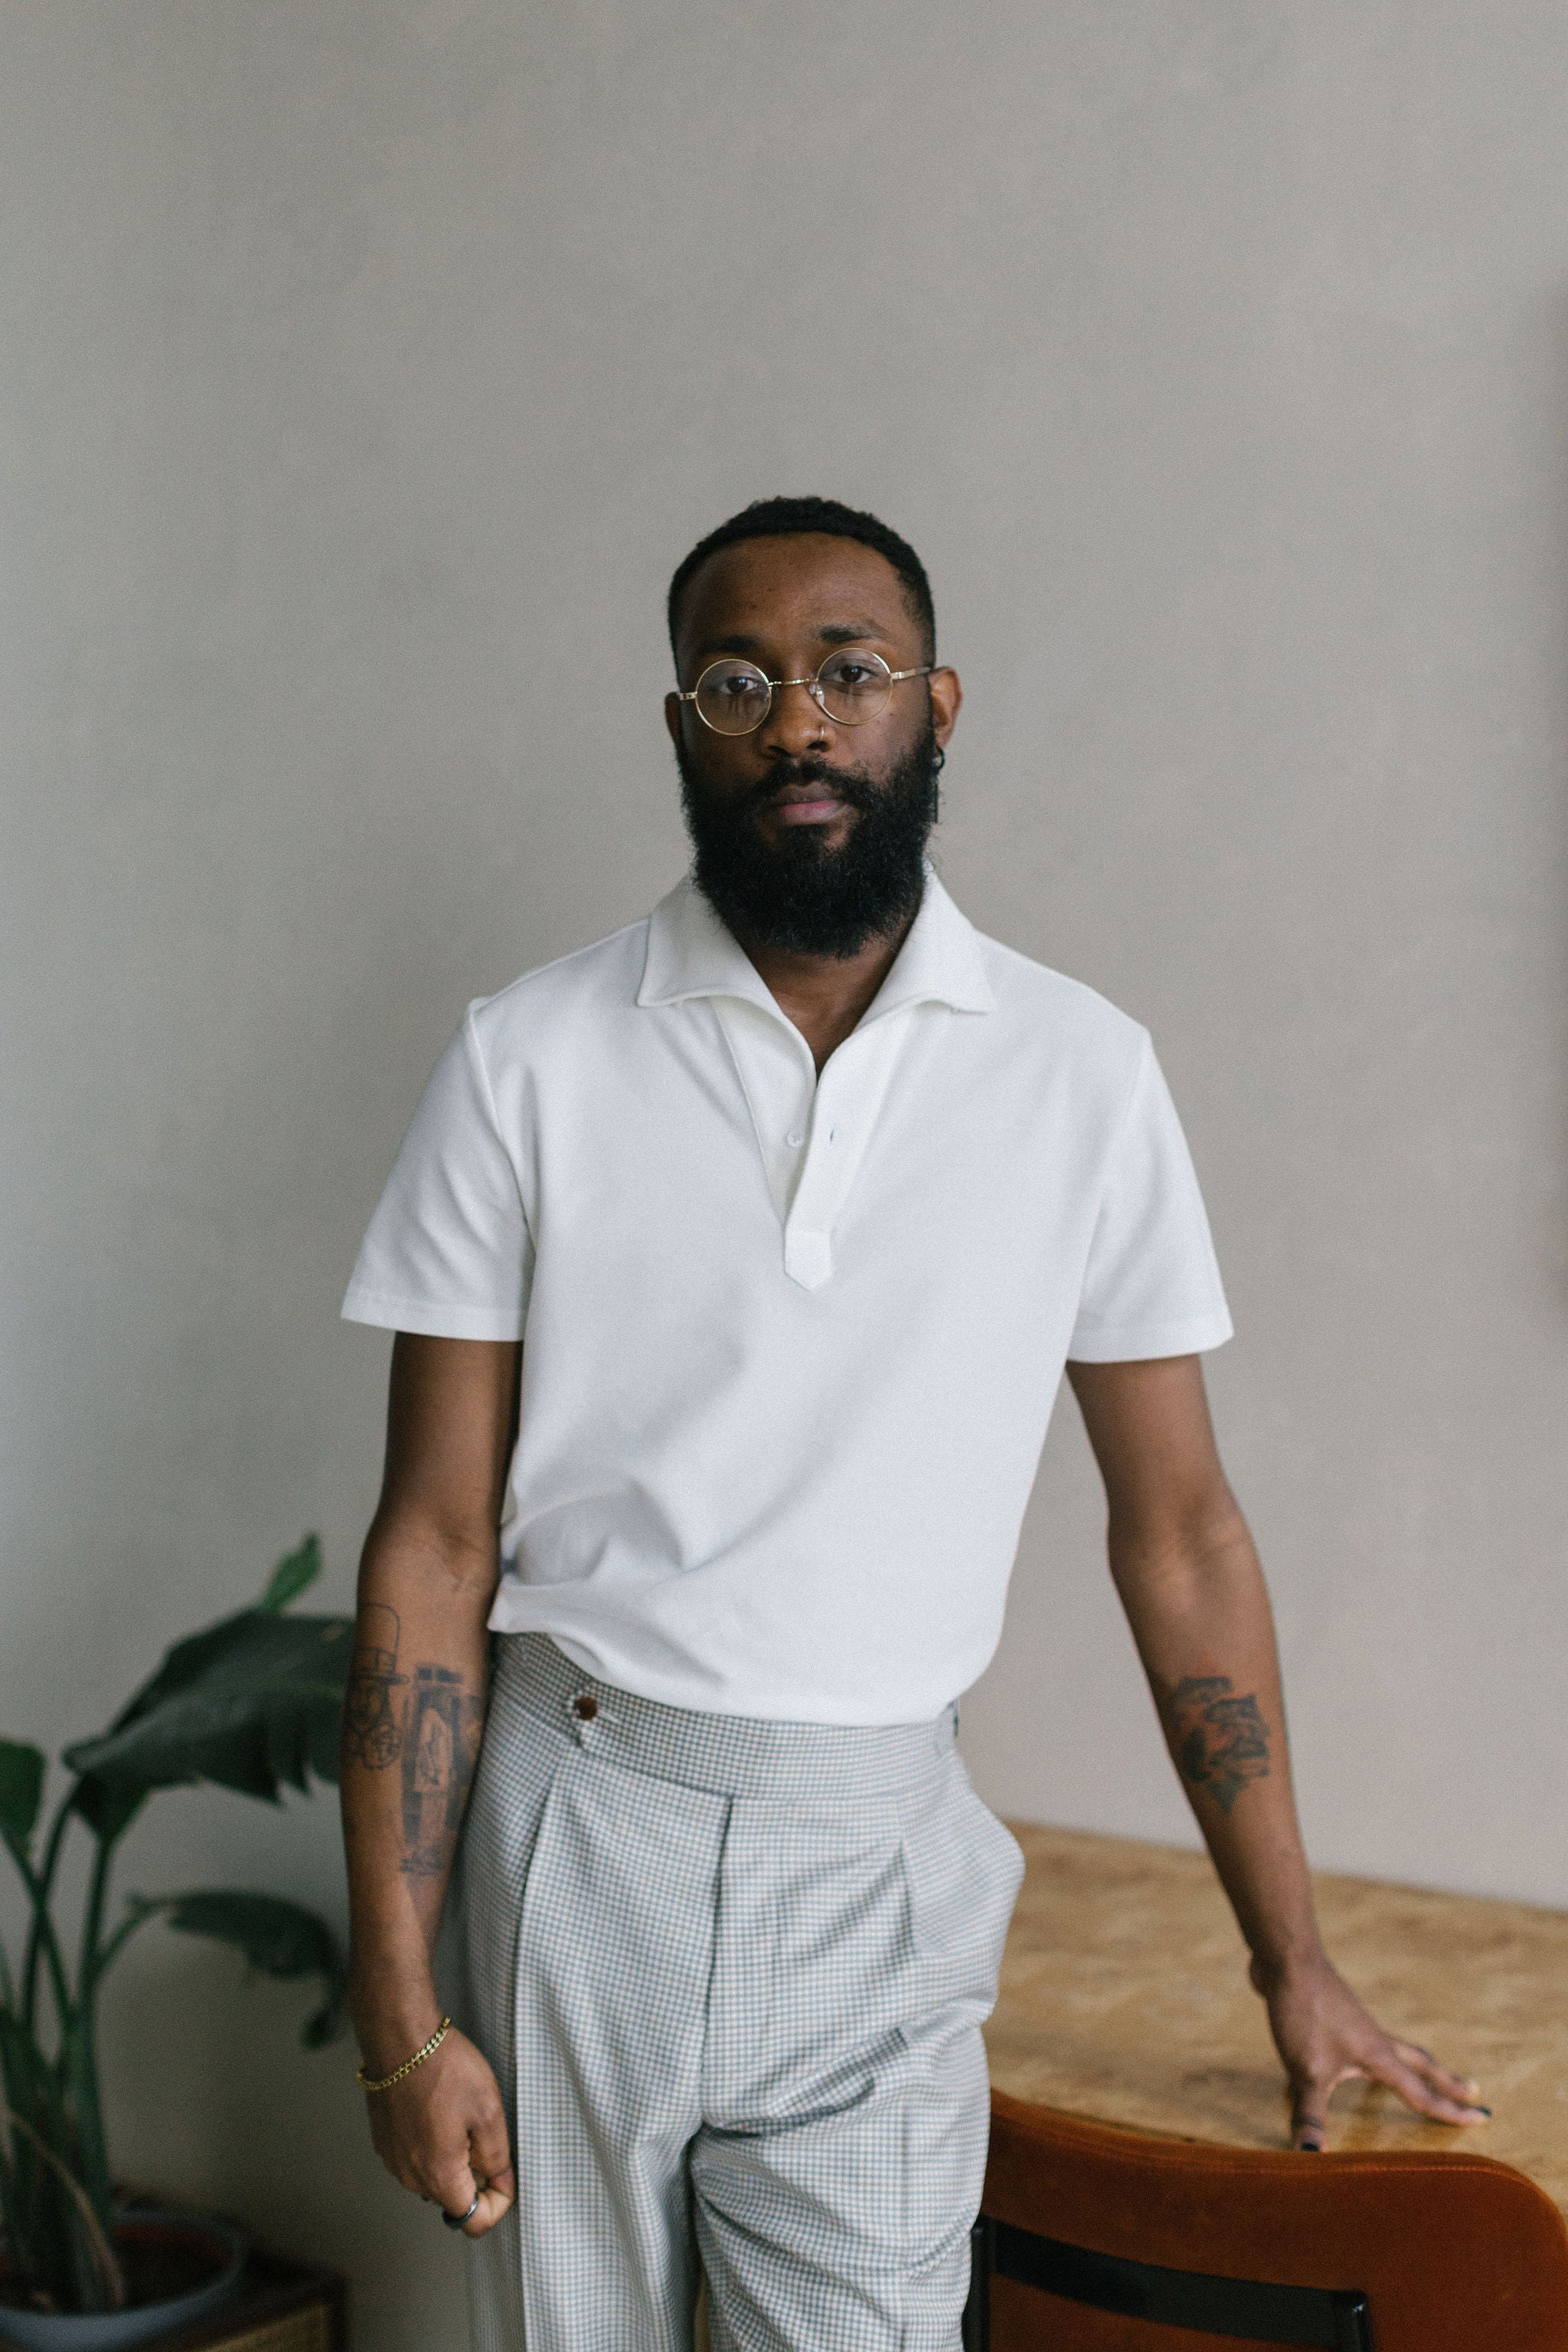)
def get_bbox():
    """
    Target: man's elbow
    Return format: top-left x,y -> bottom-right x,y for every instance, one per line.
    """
1106,1490 -> 1258,1612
